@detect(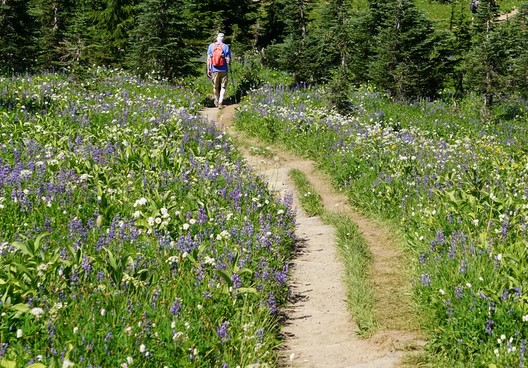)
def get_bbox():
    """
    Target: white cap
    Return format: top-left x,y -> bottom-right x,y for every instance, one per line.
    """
217,33 -> 224,42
